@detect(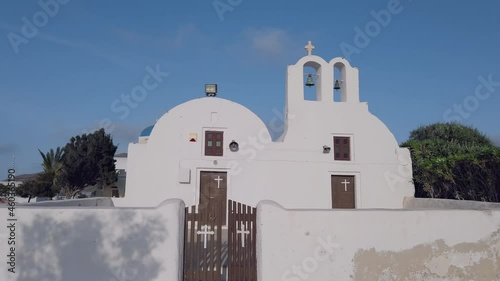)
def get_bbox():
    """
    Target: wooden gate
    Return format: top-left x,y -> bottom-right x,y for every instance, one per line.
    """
227,200 -> 257,281
183,200 -> 257,281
